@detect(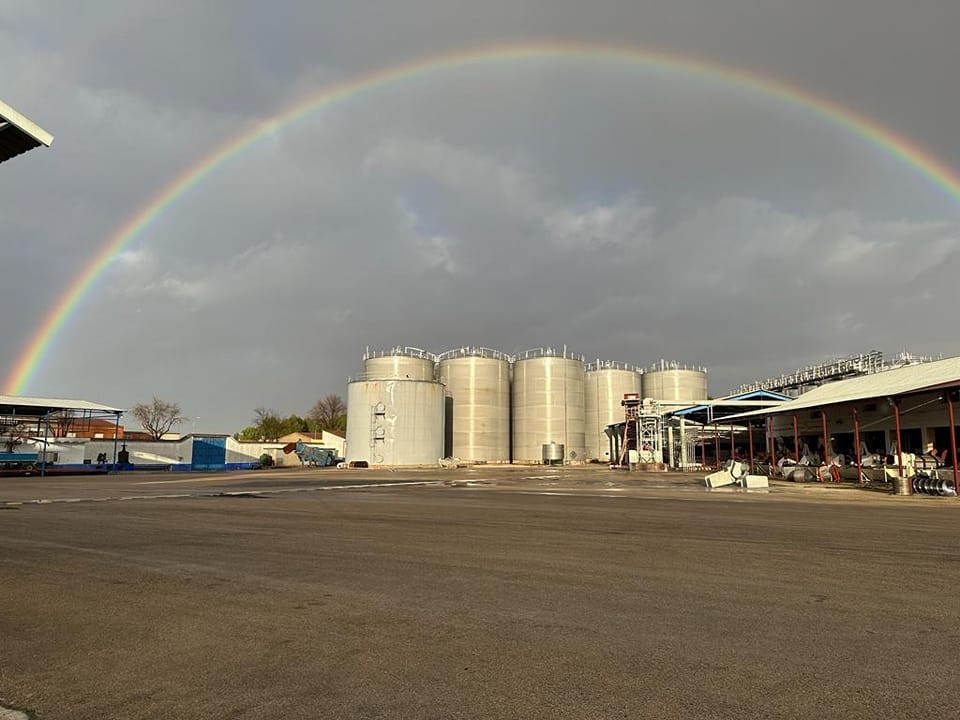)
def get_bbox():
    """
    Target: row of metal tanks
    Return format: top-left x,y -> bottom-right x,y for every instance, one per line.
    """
345,347 -> 708,467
